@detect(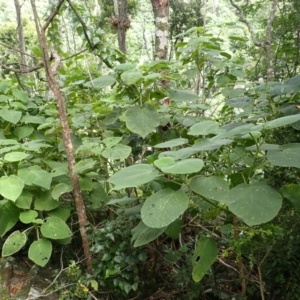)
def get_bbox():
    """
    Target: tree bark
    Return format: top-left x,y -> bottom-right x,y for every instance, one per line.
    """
151,0 -> 169,60
30,0 -> 93,274
14,0 -> 27,71
112,0 -> 130,54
